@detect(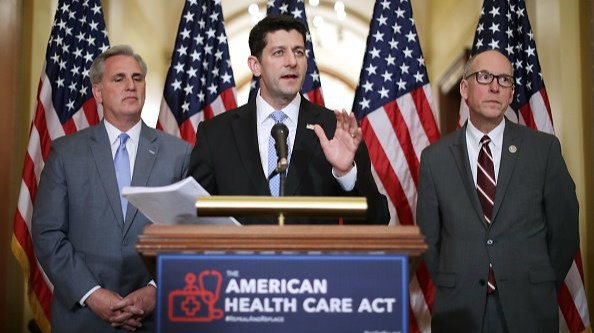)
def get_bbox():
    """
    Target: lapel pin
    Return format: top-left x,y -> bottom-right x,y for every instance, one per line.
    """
148,149 -> 156,155
508,145 -> 517,153
306,124 -> 315,130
